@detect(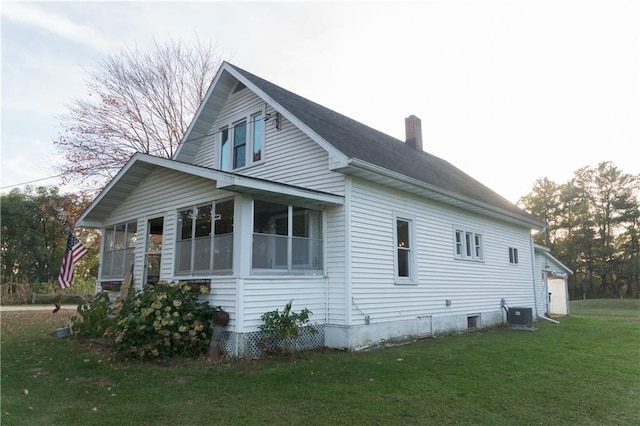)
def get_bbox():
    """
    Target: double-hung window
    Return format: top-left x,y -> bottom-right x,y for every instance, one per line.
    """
175,199 -> 234,275
219,110 -> 265,171
394,213 -> 416,283
454,228 -> 483,261
252,200 -> 323,273
101,220 -> 137,279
